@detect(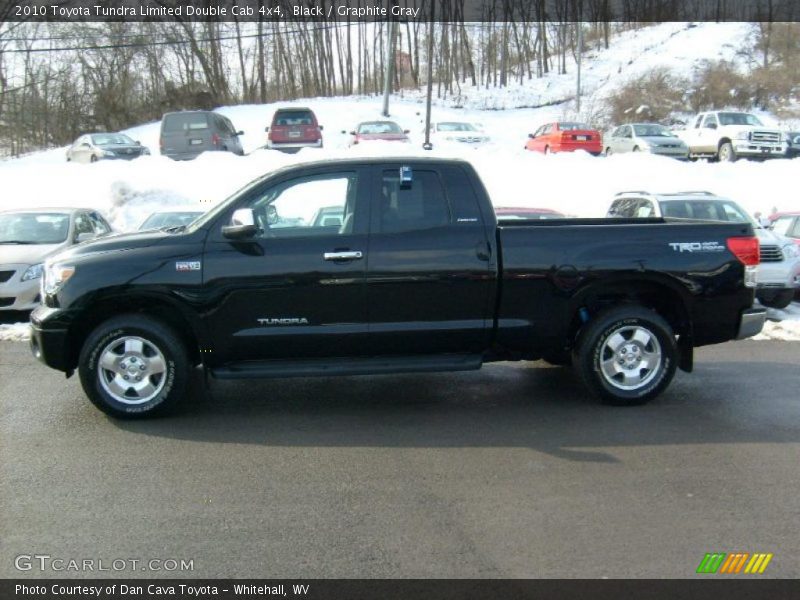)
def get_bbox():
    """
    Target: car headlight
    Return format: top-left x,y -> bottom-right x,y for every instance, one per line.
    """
102,150 -> 115,157
43,263 -> 76,295
783,244 -> 800,259
736,131 -> 750,140
21,263 -> 43,281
